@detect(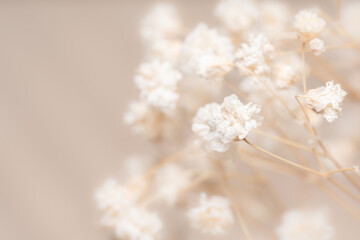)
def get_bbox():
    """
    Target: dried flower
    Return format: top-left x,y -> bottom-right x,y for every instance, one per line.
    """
192,94 -> 263,152
140,2 -> 183,42
181,23 -> 234,80
299,81 -> 347,122
115,208 -> 162,240
293,9 -> 326,42
95,179 -> 138,227
273,62 -> 299,89
214,0 -> 258,33
187,193 -> 234,235
309,38 -> 326,56
135,59 -> 182,114
276,209 -> 334,240
236,34 -> 275,76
